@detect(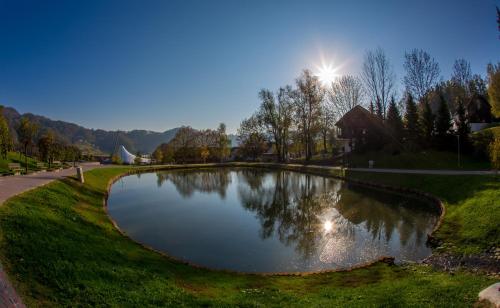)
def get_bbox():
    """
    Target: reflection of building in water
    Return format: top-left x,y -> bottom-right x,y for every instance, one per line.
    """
156,169 -> 231,199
